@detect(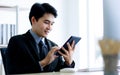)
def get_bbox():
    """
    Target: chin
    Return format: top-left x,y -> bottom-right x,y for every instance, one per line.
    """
43,35 -> 47,38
